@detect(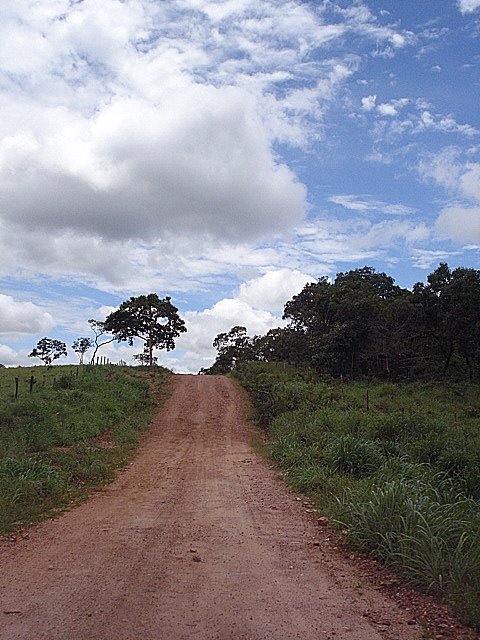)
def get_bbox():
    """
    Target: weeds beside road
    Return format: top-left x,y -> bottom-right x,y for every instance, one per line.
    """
0,364 -> 171,533
234,362 -> 480,631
